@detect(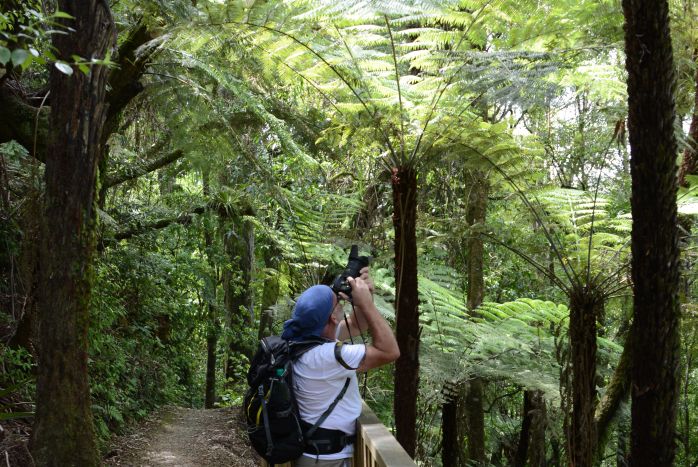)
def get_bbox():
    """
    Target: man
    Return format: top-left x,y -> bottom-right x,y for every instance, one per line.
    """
281,268 -> 400,467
